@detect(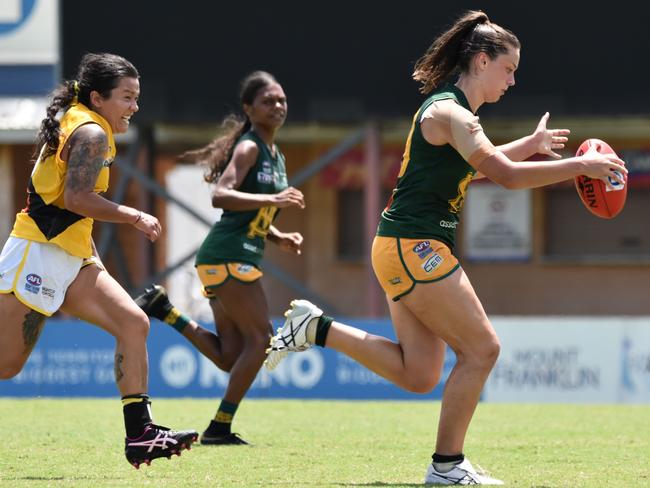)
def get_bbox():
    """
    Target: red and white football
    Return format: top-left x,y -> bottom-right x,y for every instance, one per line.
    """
574,138 -> 627,219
